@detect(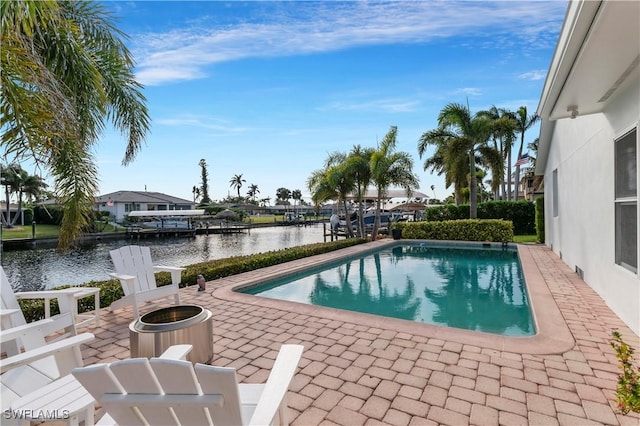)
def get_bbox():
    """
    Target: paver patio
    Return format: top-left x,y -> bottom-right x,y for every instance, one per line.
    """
78,242 -> 640,426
